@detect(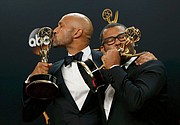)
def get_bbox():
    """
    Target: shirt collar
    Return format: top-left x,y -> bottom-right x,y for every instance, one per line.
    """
123,56 -> 137,69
